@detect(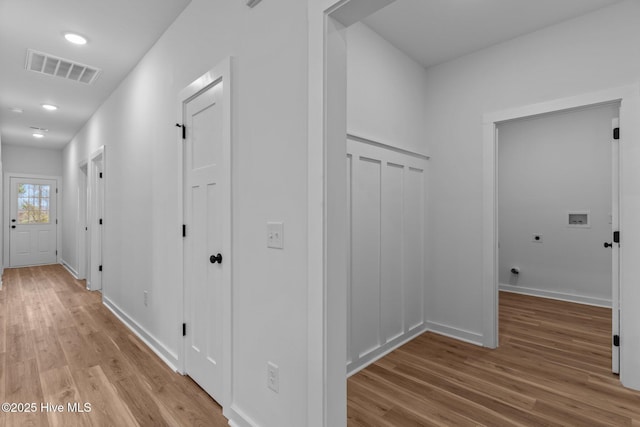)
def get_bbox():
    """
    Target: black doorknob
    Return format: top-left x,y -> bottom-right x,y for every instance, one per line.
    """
604,242 -> 613,248
210,253 -> 223,264
11,219 -> 16,222
11,225 -> 15,229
